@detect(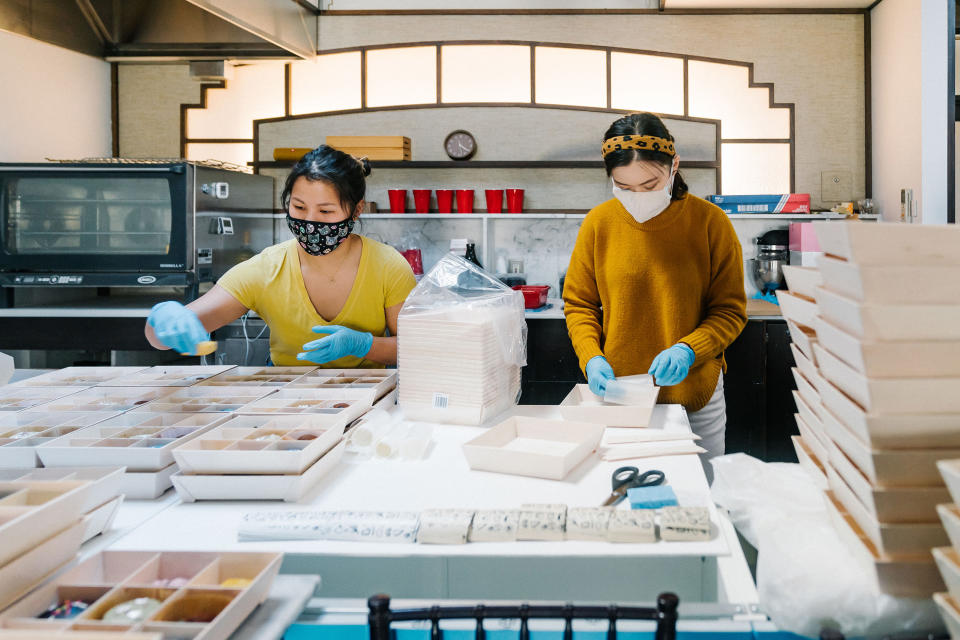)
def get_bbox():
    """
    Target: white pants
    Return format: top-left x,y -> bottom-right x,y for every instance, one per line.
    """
687,374 -> 726,485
